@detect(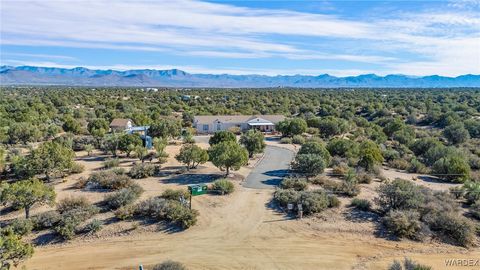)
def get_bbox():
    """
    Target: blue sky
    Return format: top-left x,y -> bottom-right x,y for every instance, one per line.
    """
1,0 -> 479,76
